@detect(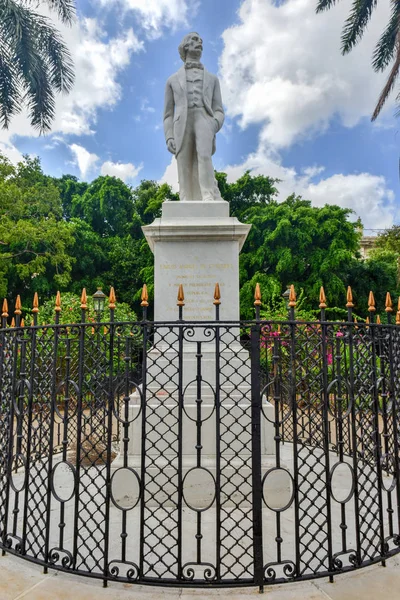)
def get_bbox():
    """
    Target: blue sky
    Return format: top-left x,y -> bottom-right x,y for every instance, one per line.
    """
0,0 -> 398,231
